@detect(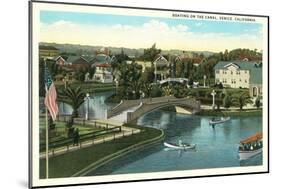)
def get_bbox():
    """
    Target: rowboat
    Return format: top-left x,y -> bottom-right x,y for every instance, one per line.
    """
238,132 -> 263,161
164,142 -> 196,150
209,117 -> 230,125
